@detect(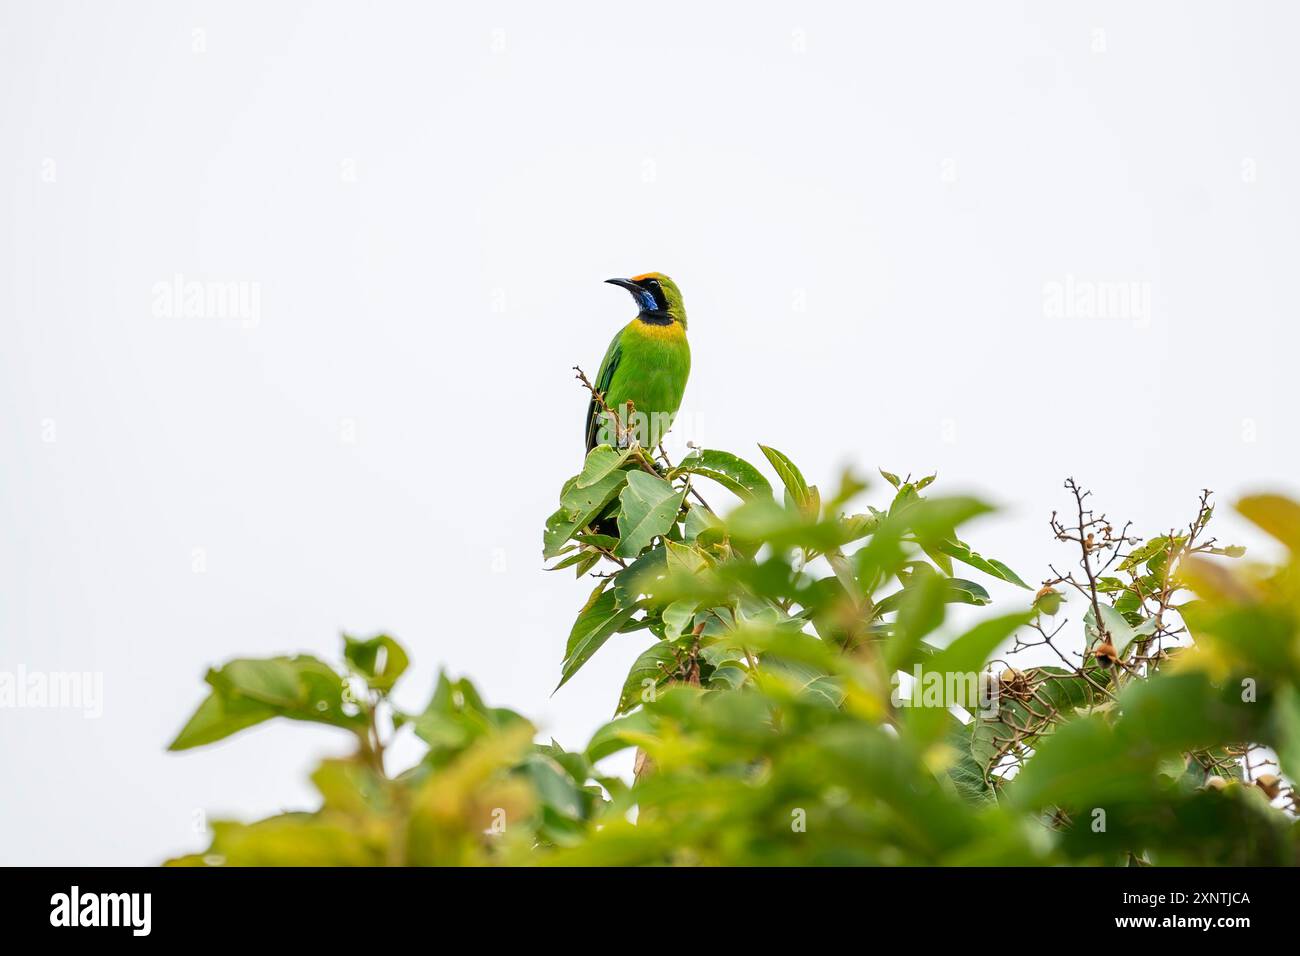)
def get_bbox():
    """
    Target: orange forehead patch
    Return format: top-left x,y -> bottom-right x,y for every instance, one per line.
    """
631,272 -> 664,283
